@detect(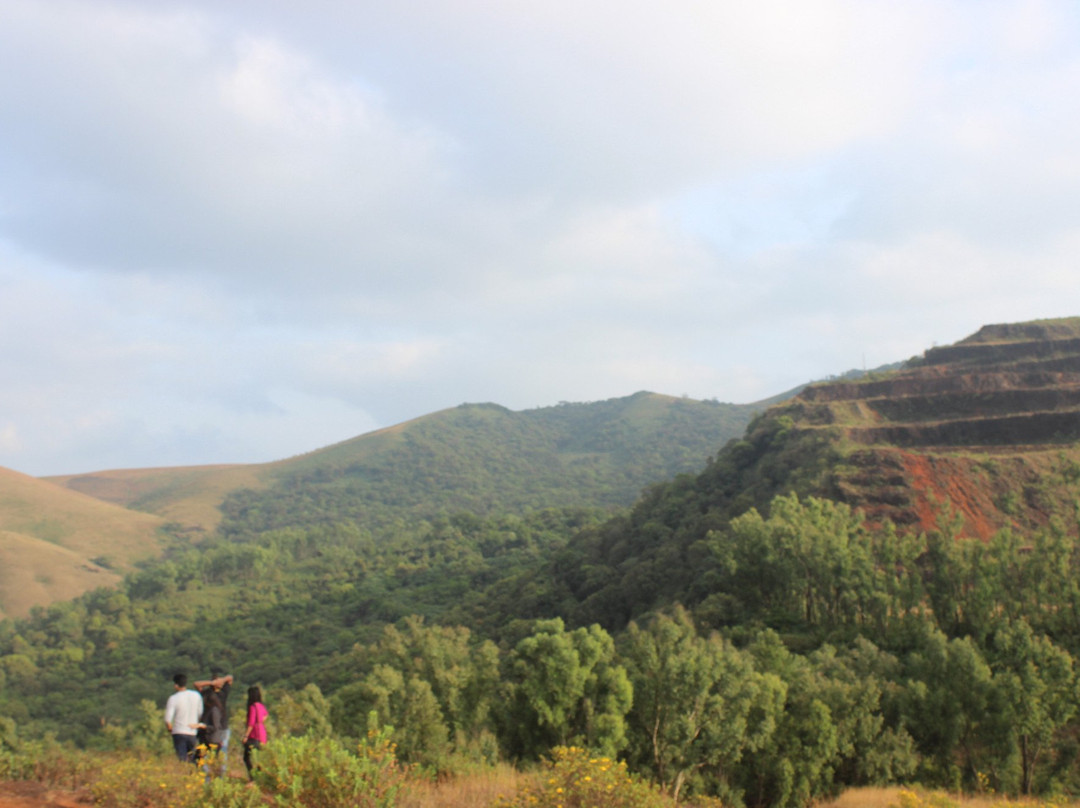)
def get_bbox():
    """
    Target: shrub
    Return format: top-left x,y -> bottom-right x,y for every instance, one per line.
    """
498,746 -> 672,808
254,719 -> 407,808
90,755 -> 203,808
0,737 -> 95,789
89,754 -> 263,808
